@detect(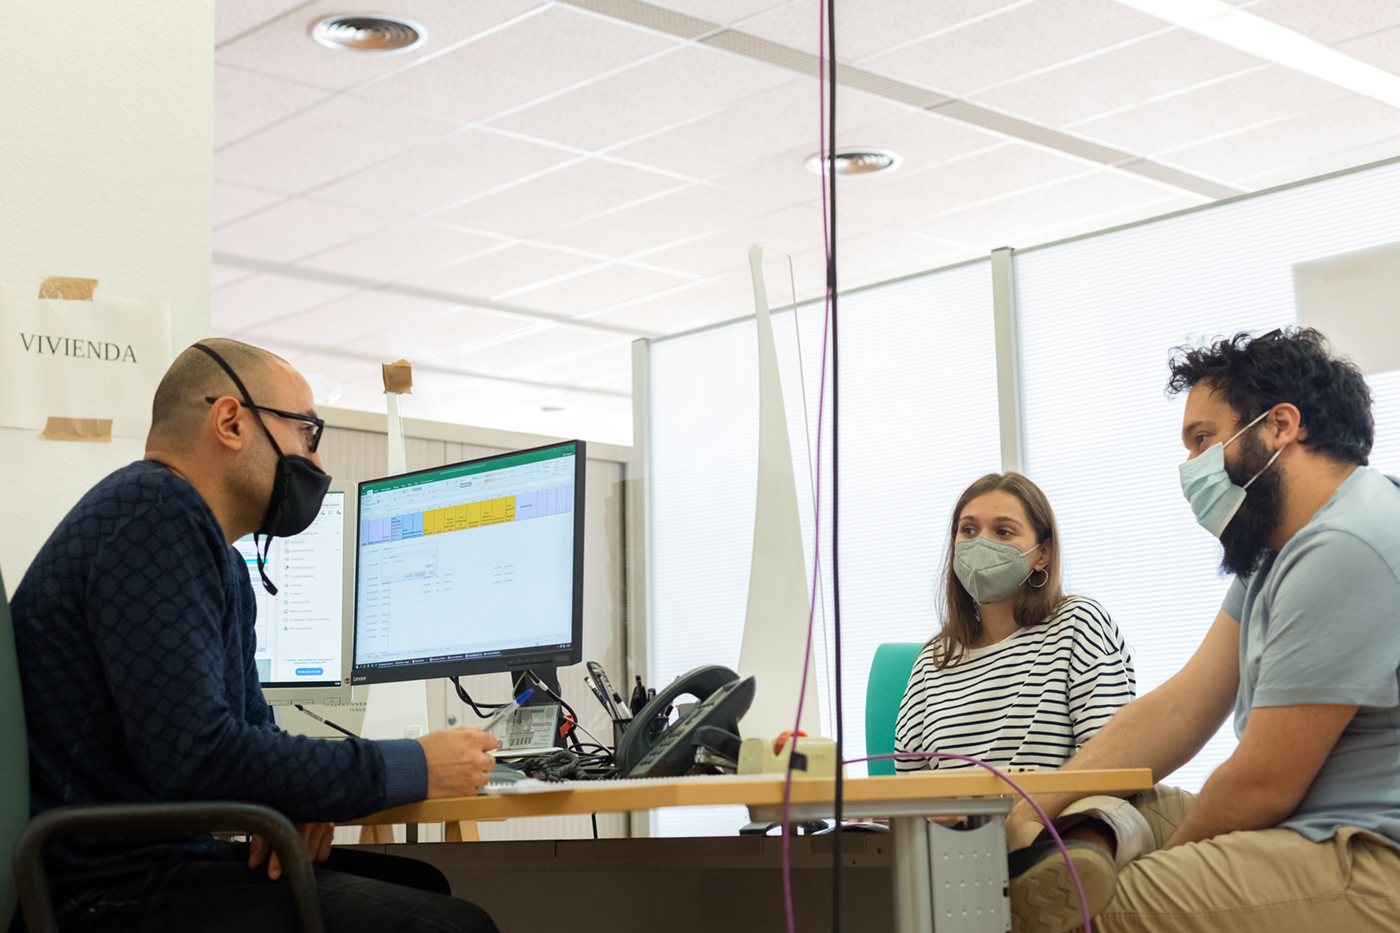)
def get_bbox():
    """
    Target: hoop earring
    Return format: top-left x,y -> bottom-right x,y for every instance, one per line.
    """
1028,569 -> 1048,589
